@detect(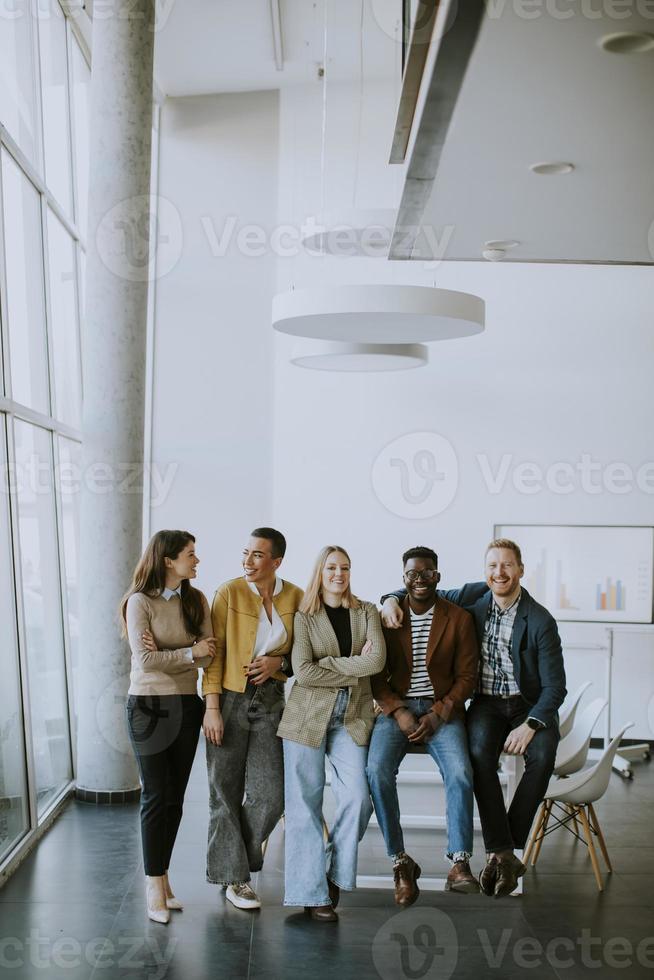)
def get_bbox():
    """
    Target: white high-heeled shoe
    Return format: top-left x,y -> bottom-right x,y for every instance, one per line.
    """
146,876 -> 171,924
163,871 -> 183,911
